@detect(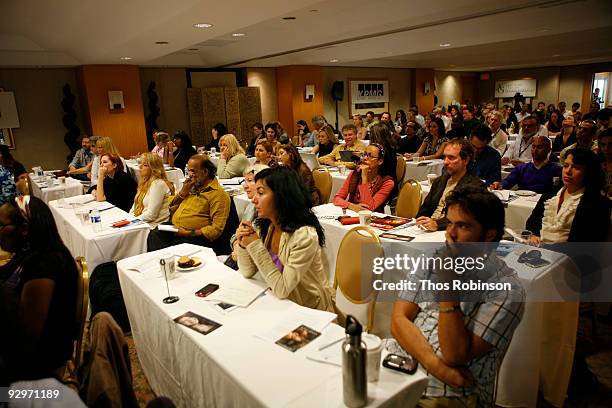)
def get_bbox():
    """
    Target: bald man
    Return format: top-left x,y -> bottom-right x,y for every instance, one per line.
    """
492,136 -> 561,194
